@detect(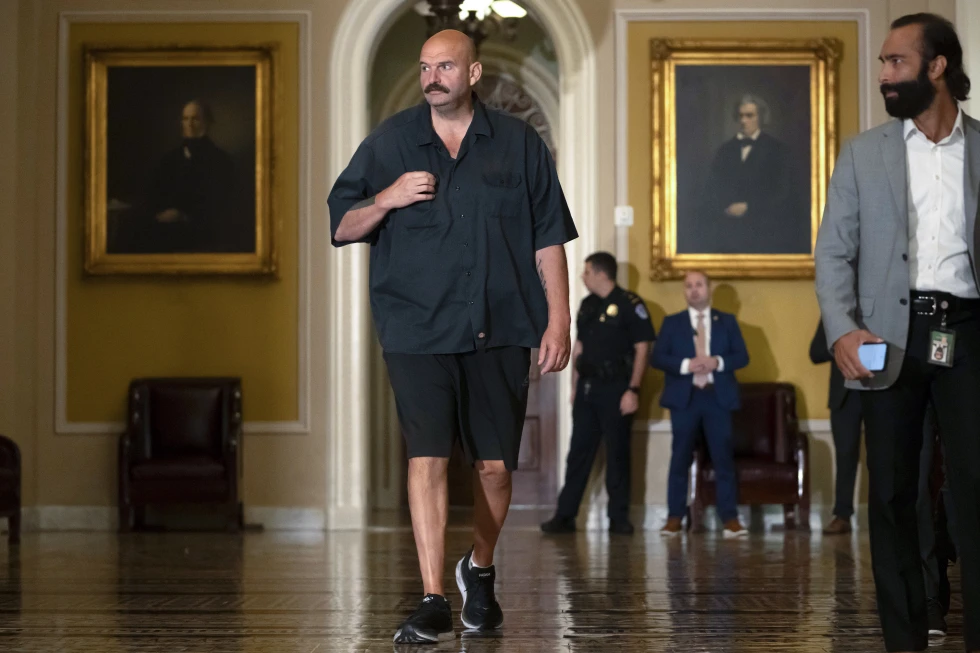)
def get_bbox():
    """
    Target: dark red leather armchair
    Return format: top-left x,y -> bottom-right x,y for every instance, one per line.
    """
118,378 -> 243,531
0,434 -> 21,544
690,382 -> 810,531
